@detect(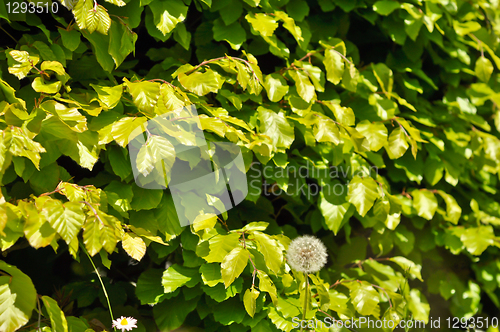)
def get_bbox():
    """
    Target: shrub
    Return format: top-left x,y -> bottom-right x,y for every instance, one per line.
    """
1,0 -> 500,331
